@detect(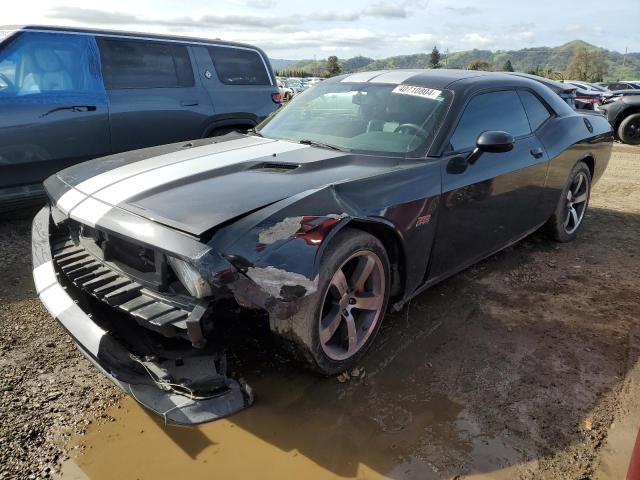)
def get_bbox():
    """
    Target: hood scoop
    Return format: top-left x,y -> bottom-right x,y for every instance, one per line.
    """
251,162 -> 300,172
